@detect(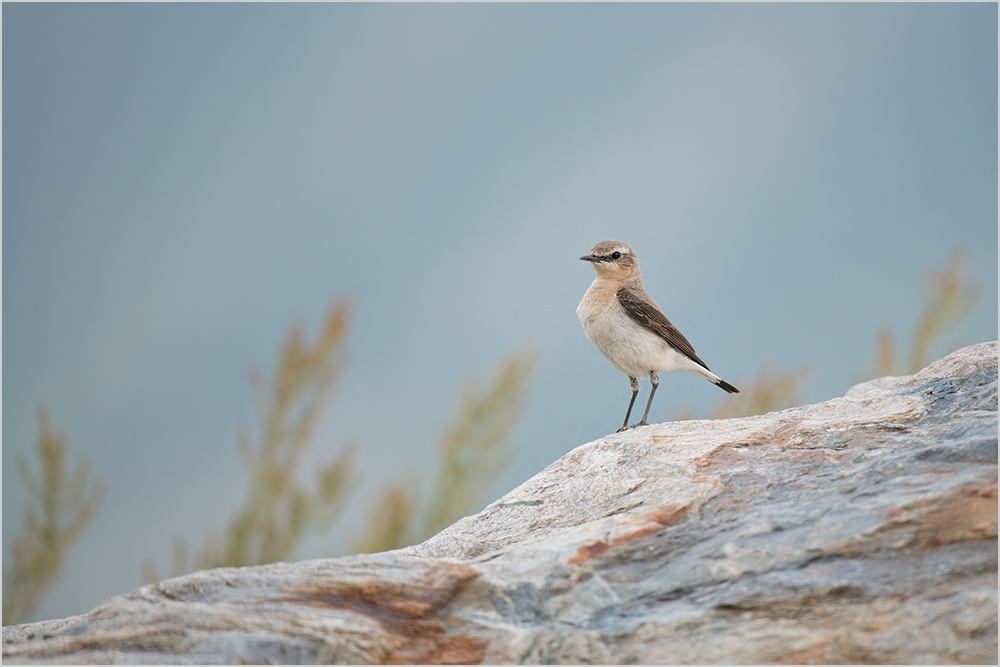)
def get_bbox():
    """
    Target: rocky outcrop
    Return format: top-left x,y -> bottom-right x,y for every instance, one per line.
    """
4,342 -> 997,664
